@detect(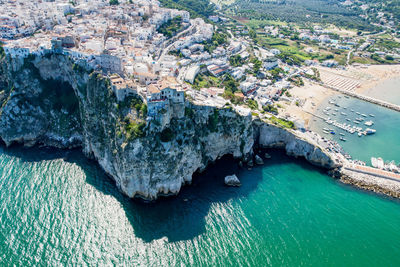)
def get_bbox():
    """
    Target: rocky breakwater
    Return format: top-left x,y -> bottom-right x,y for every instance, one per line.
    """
339,169 -> 400,199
